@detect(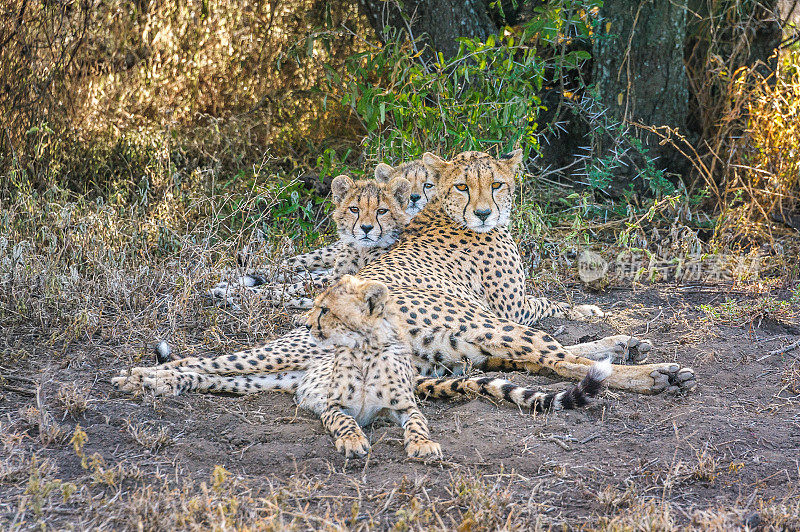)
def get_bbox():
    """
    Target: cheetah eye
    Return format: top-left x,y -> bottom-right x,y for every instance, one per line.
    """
376,208 -> 388,215
454,184 -> 468,192
319,307 -> 329,315
423,183 -> 434,189
491,182 -> 503,190
349,206 -> 359,213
